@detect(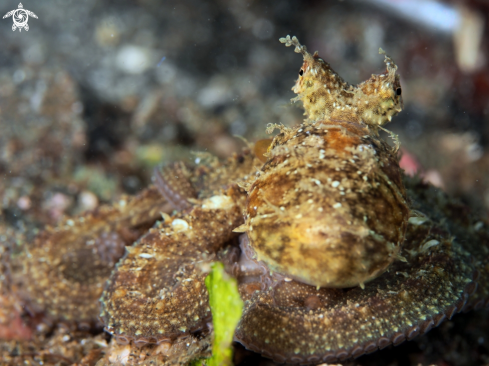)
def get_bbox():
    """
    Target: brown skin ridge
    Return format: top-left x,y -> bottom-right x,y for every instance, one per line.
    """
100,187 -> 246,343
97,39 -> 486,361
6,186 -> 169,324
6,37 -> 488,366
234,175 -> 488,363
244,117 -> 409,288
236,248 -> 479,364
